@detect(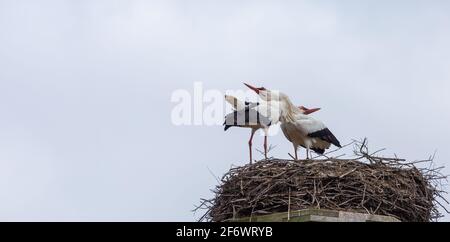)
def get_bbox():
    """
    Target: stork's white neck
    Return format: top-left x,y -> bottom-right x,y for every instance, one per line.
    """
279,94 -> 303,122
